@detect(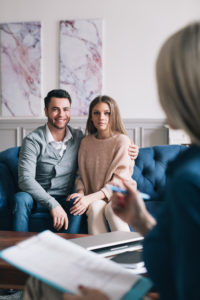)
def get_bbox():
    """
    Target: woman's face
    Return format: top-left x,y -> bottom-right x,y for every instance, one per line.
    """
91,102 -> 111,134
